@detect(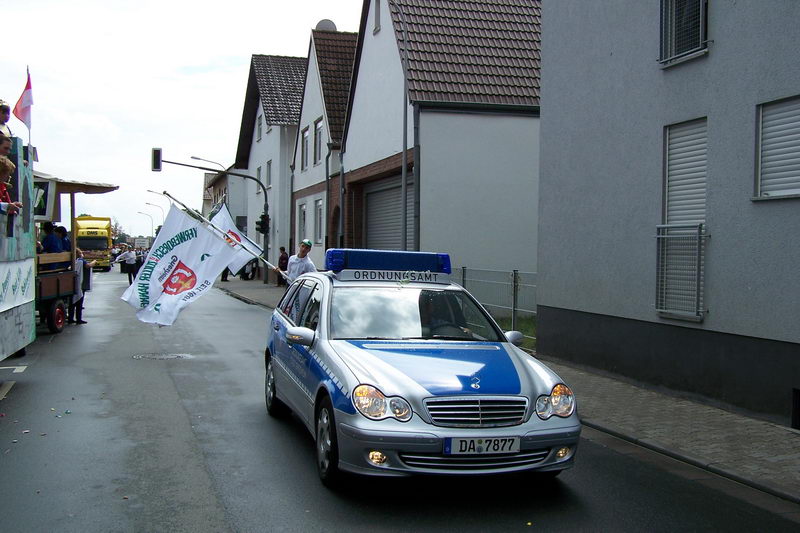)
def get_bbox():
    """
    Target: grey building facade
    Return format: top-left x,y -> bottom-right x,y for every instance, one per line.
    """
538,1 -> 800,424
